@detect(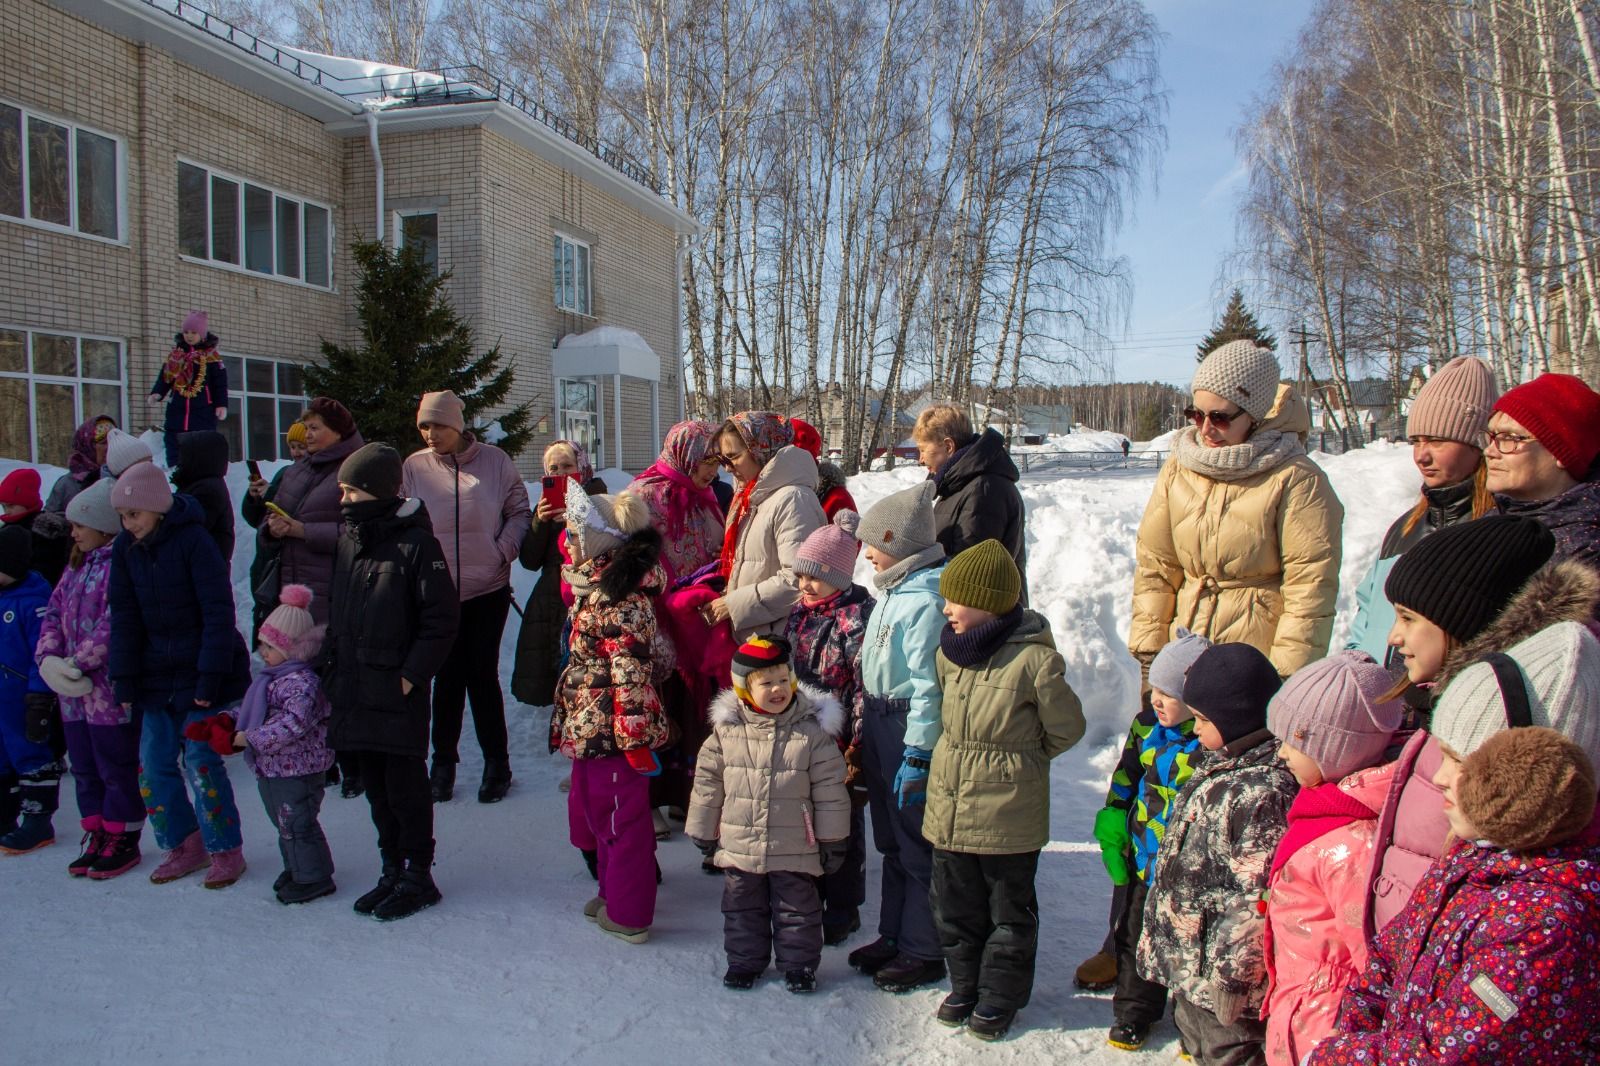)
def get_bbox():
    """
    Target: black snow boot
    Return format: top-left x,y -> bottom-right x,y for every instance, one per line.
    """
823,910 -> 861,946
937,993 -> 979,1028
847,936 -> 900,975
0,773 -> 19,837
872,953 -> 946,993
340,769 -> 365,800
722,968 -> 759,990
68,828 -> 108,877
477,759 -> 512,803
429,761 -> 455,804
278,877 -> 338,905
354,862 -> 403,915
87,830 -> 141,880
784,969 -> 817,994
0,776 -> 58,854
372,861 -> 442,921
967,1005 -> 1016,1041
